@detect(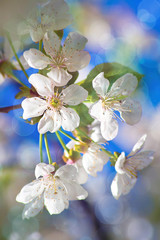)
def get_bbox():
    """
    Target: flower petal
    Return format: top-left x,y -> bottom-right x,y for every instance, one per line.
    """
16,180 -> 44,204
38,109 -> 61,134
47,68 -> 72,87
55,164 -> 77,182
127,151 -> 154,171
89,100 -> 103,121
43,32 -> 61,58
82,150 -> 108,177
22,194 -> 44,219
41,0 -> 72,31
60,107 -> 80,131
23,49 -> 51,69
74,159 -> 88,184
100,111 -> 118,141
109,73 -> 138,97
62,84 -> 88,105
63,181 -> 88,200
35,163 -> 55,179
66,50 -> 91,72
129,134 -> 147,157
29,25 -> 44,42
111,173 -> 137,200
120,98 -> 142,125
92,72 -> 109,97
63,32 -> 88,56
115,152 -> 126,174
29,74 -> 55,97
12,55 -> 29,70
44,180 -> 69,214
22,97 -> 47,120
